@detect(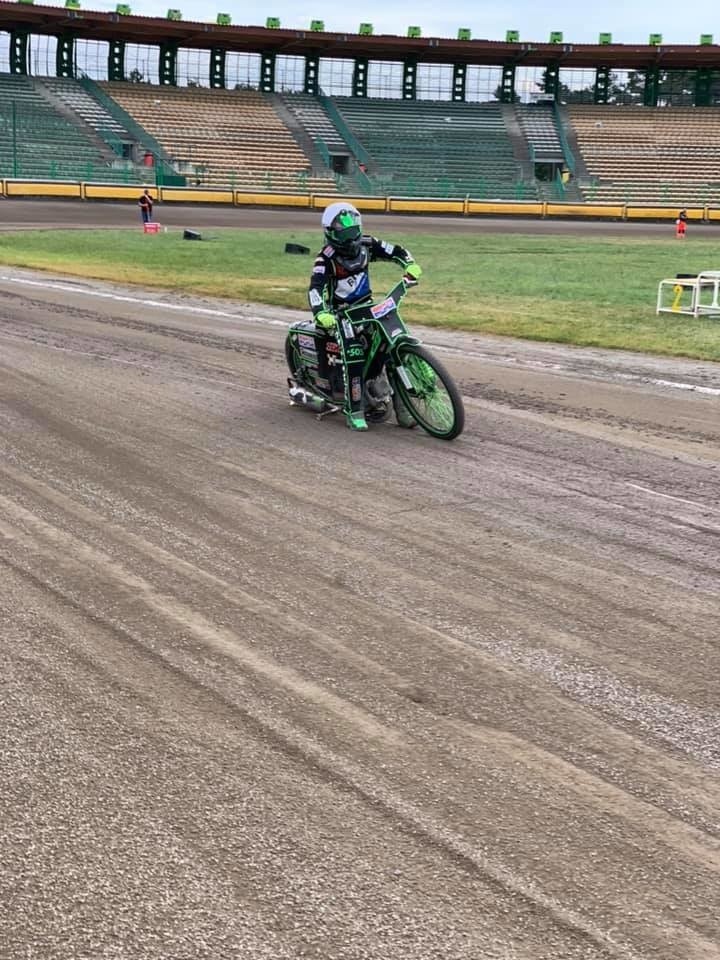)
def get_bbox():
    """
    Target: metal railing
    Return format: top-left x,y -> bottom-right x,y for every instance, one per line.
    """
553,101 -> 576,176
317,93 -> 371,168
78,75 -> 184,185
352,173 -> 535,200
0,159 -> 140,182
0,99 -> 126,180
314,135 -> 331,168
78,75 -> 160,155
576,178 -> 720,205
